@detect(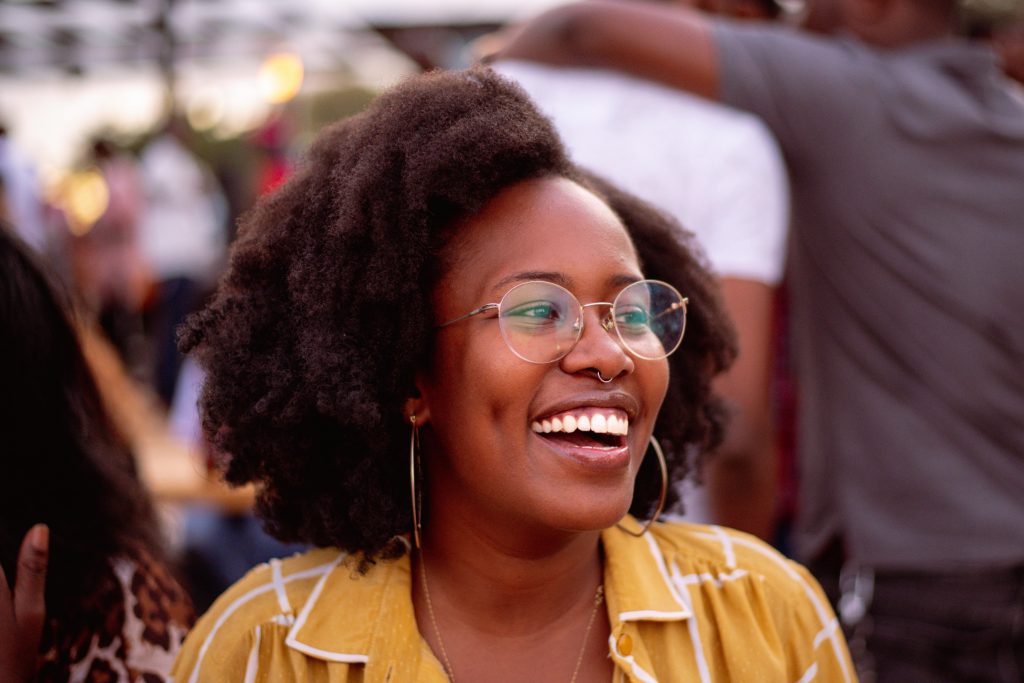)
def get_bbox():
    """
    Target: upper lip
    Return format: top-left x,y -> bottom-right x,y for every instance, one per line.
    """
532,391 -> 640,422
